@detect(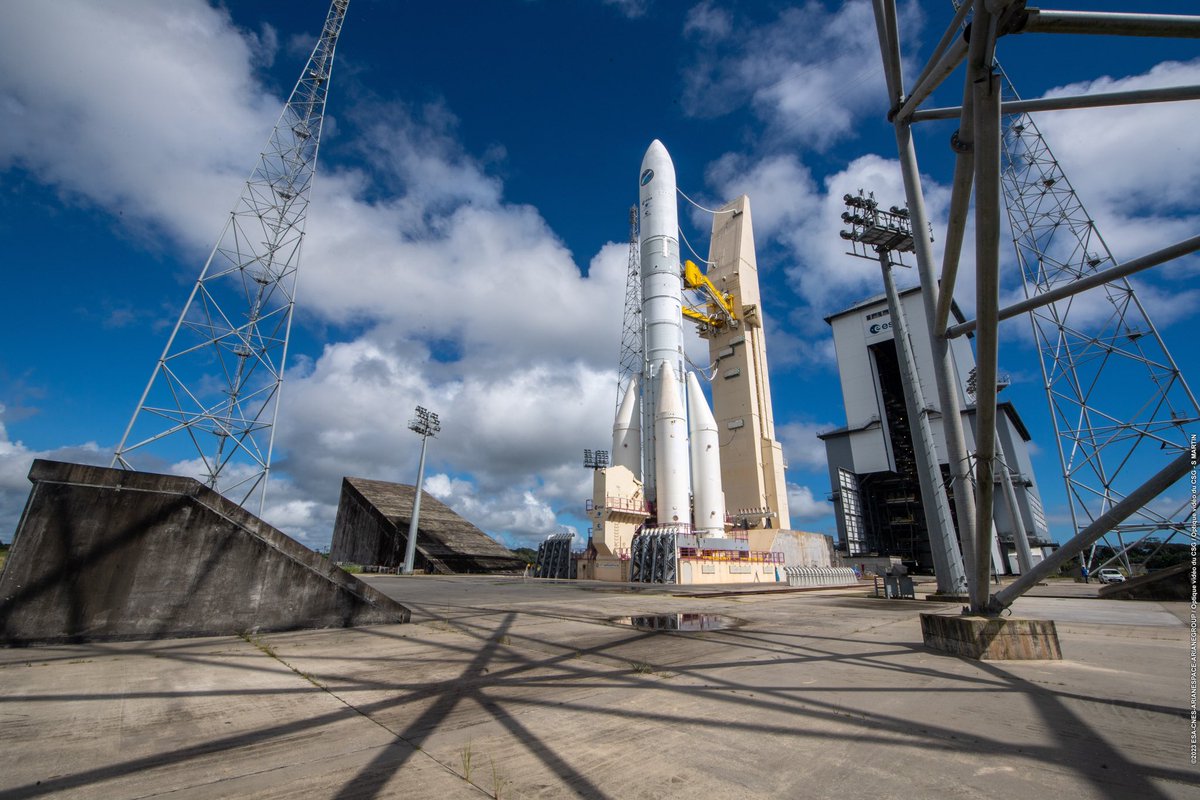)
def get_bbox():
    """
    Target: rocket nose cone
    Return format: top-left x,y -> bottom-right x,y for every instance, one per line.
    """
641,139 -> 673,174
